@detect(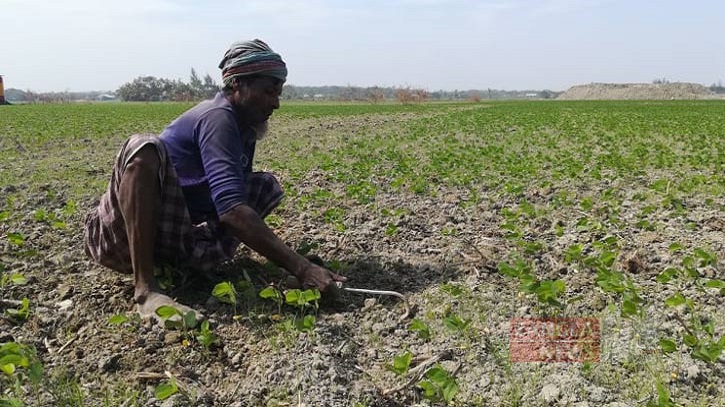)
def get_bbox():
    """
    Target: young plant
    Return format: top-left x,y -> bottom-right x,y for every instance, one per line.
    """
154,305 -> 198,332
386,351 -> 412,376
154,378 -> 179,401
195,320 -> 217,348
285,288 -> 321,332
5,298 -> 31,322
418,364 -> 459,403
409,319 -> 431,340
